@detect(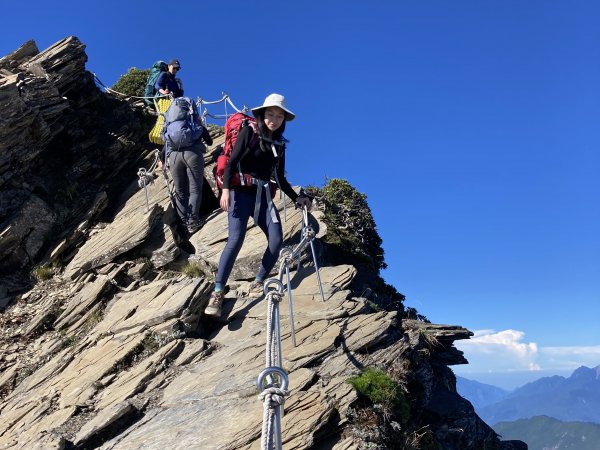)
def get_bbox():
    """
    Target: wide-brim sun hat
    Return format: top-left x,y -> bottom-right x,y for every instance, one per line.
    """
251,93 -> 295,121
